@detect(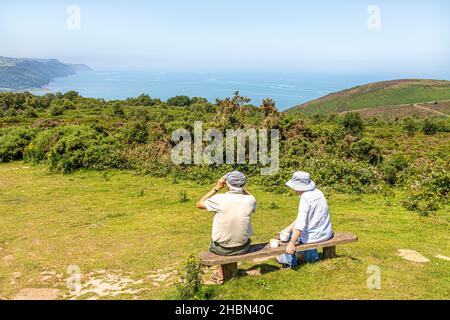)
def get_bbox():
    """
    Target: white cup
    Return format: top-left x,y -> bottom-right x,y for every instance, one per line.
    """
270,239 -> 280,248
